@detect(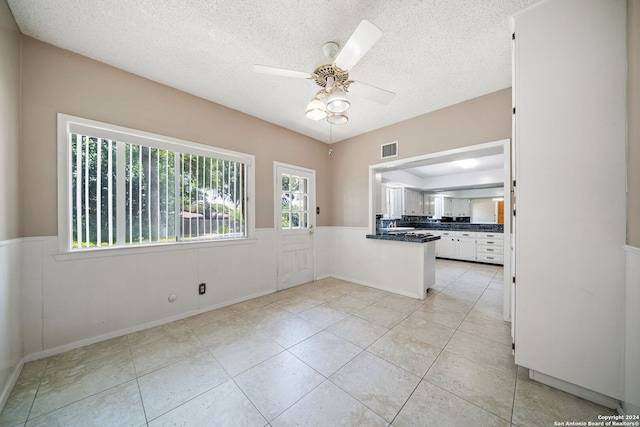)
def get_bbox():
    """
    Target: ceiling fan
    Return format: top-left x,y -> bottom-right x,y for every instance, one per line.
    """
253,19 -> 396,125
